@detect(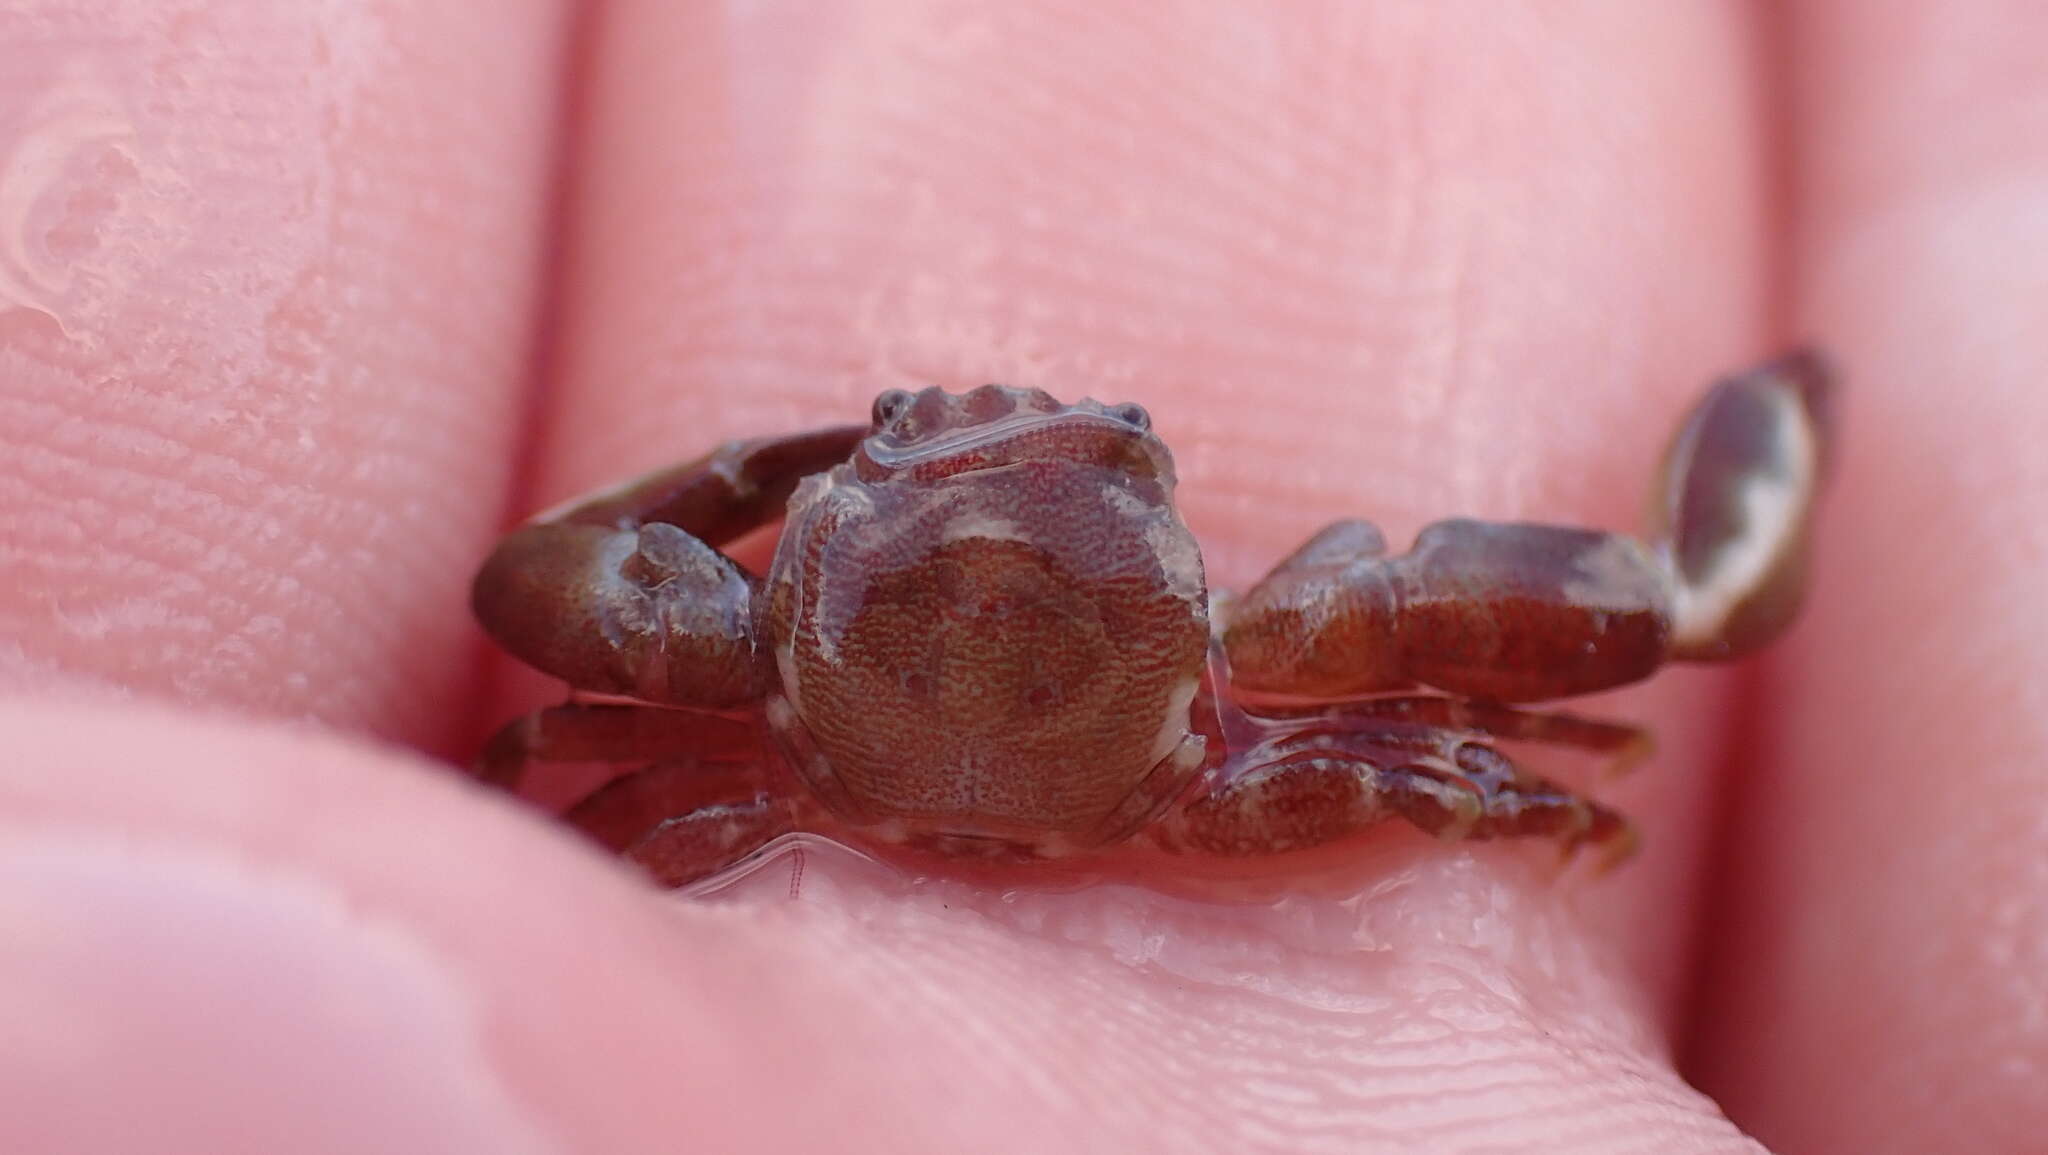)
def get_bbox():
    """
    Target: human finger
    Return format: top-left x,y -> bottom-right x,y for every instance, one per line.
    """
0,1 -> 568,752
0,700 -> 1103,1152
1686,4 -> 2048,1151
